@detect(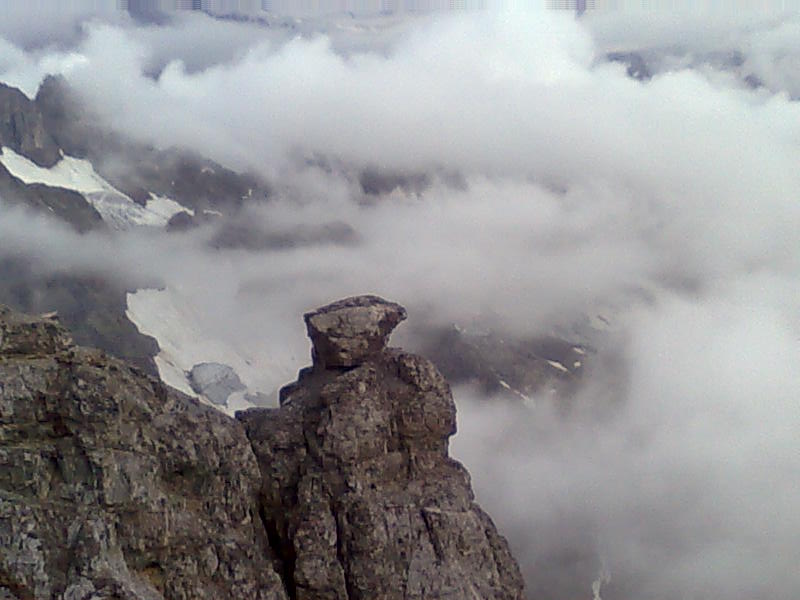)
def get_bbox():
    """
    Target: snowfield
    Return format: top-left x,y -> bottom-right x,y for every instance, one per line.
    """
0,147 -> 191,228
126,287 -> 295,415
